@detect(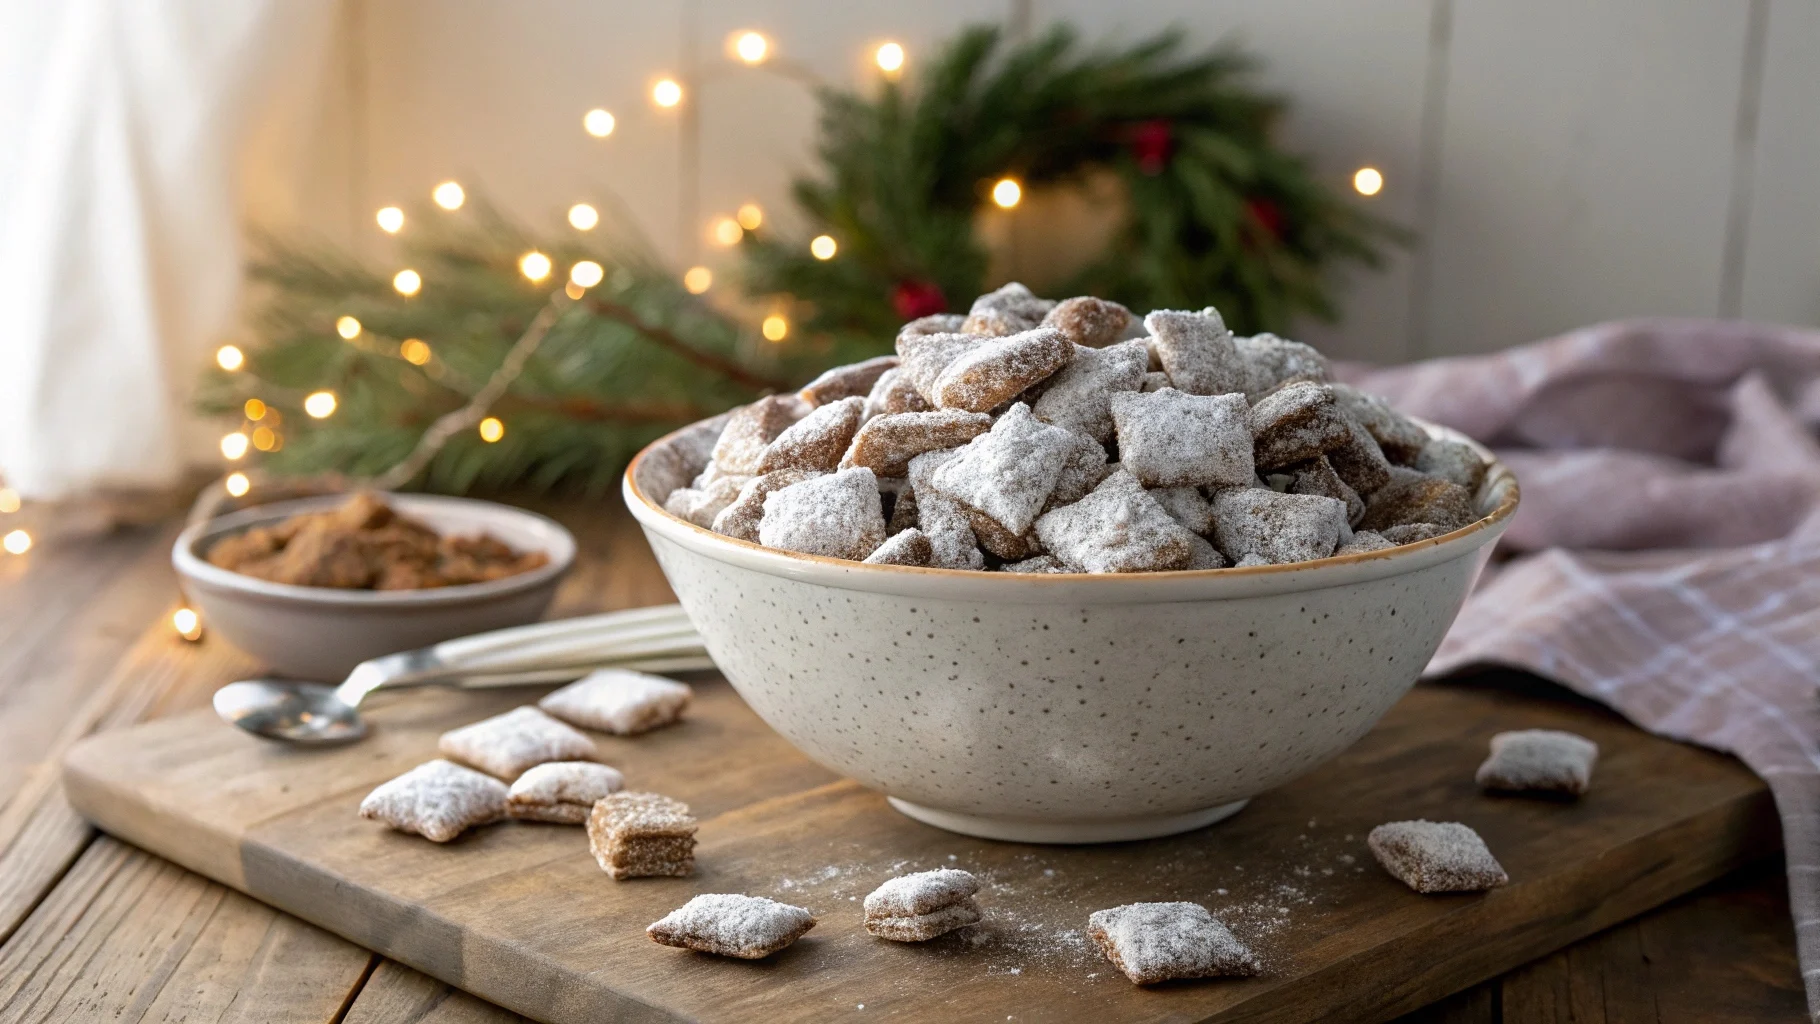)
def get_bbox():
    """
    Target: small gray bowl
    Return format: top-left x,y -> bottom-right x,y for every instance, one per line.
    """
173,493 -> 575,680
